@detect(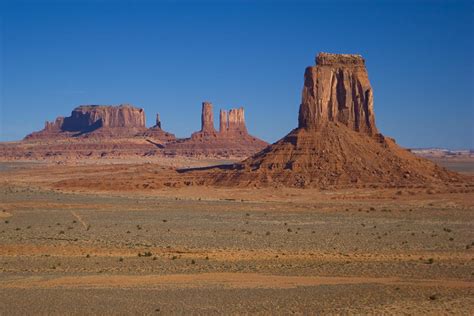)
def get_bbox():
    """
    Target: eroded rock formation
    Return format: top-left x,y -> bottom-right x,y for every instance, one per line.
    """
298,53 -> 377,135
189,52 -> 461,187
139,112 -> 176,142
166,102 -> 268,158
18,102 -> 266,159
226,108 -> 247,134
63,104 -> 145,130
191,102 -> 219,140
201,102 -> 216,133
219,110 -> 228,134
26,104 -> 147,139
155,114 -> 161,129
